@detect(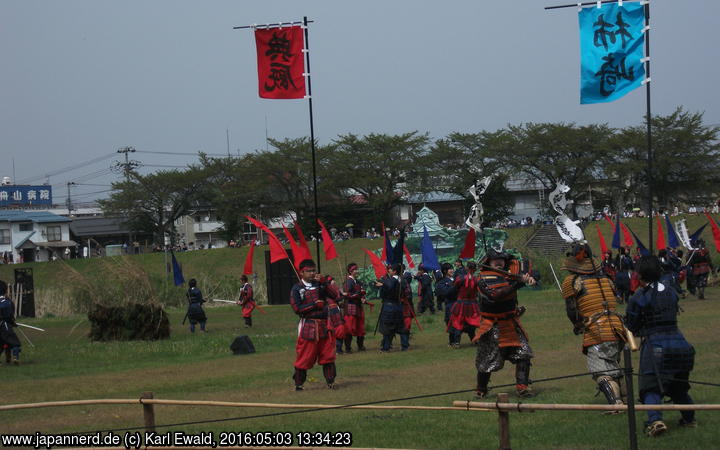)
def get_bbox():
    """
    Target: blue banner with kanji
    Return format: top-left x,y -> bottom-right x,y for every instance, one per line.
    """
579,2 -> 645,104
